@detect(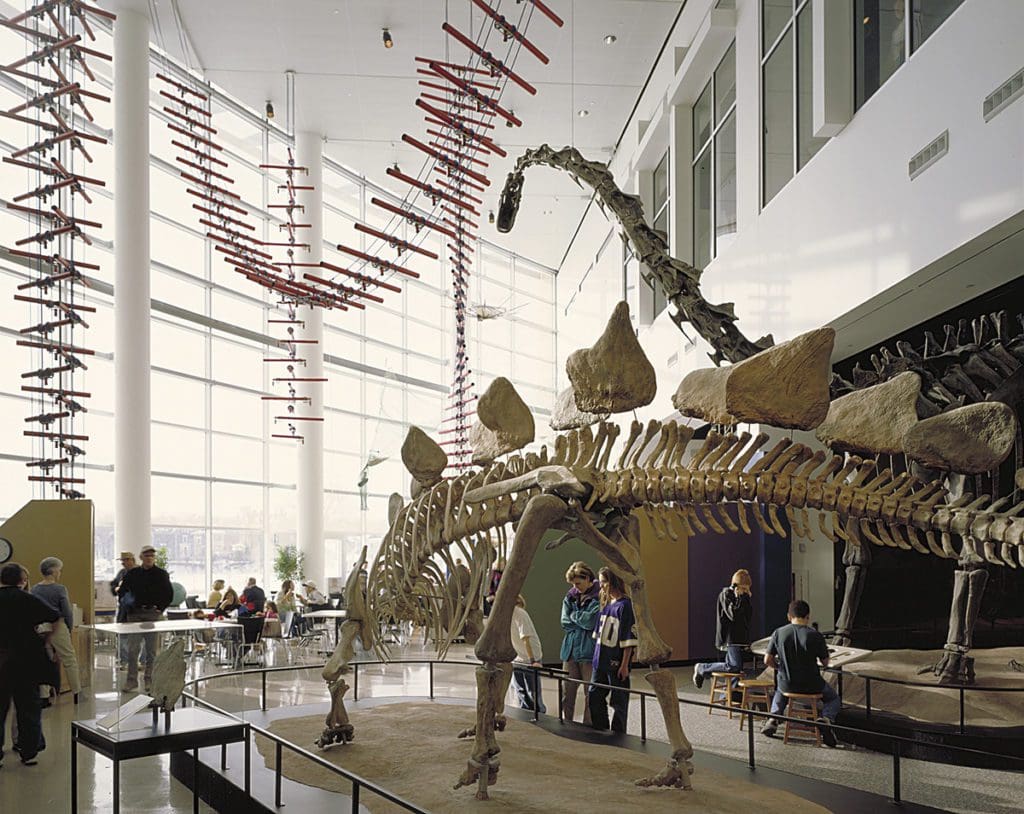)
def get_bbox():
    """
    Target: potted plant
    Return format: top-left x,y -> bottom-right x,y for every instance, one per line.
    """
274,544 -> 306,584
